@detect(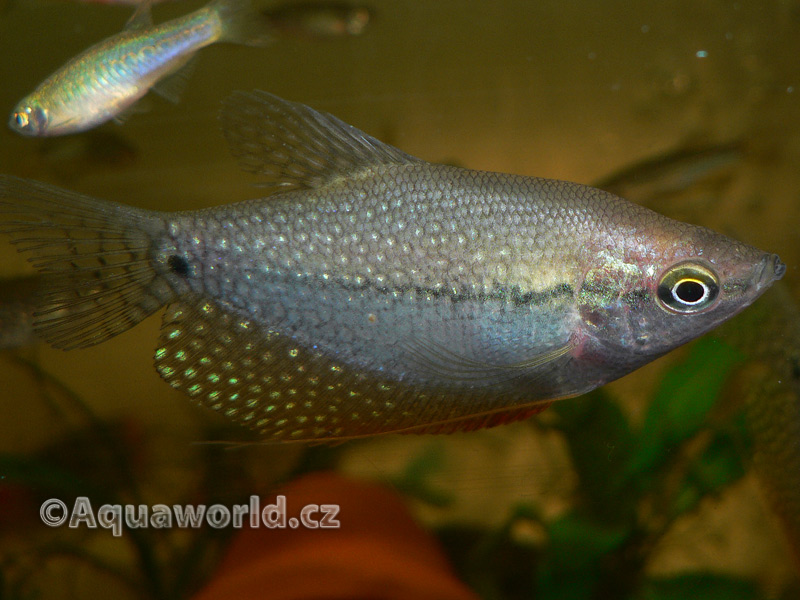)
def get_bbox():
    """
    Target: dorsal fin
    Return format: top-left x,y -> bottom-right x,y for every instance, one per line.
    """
125,1 -> 154,30
219,90 -> 424,195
